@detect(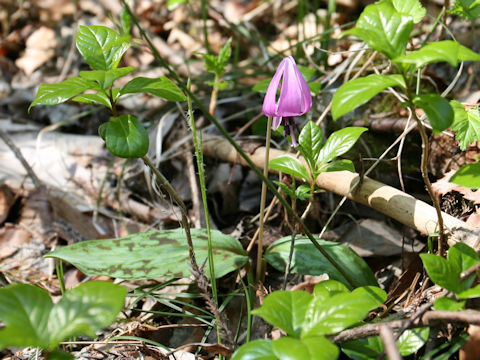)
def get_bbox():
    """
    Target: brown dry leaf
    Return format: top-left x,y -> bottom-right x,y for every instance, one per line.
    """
0,185 -> 15,223
466,213 -> 480,229
432,170 -> 480,204
460,325 -> 480,360
15,26 -> 58,75
0,224 -> 31,259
